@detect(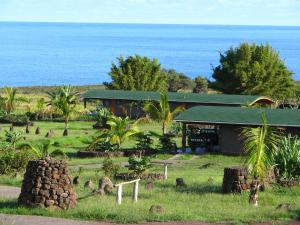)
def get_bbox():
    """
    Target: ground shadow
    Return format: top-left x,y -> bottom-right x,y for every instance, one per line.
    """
0,200 -> 18,209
